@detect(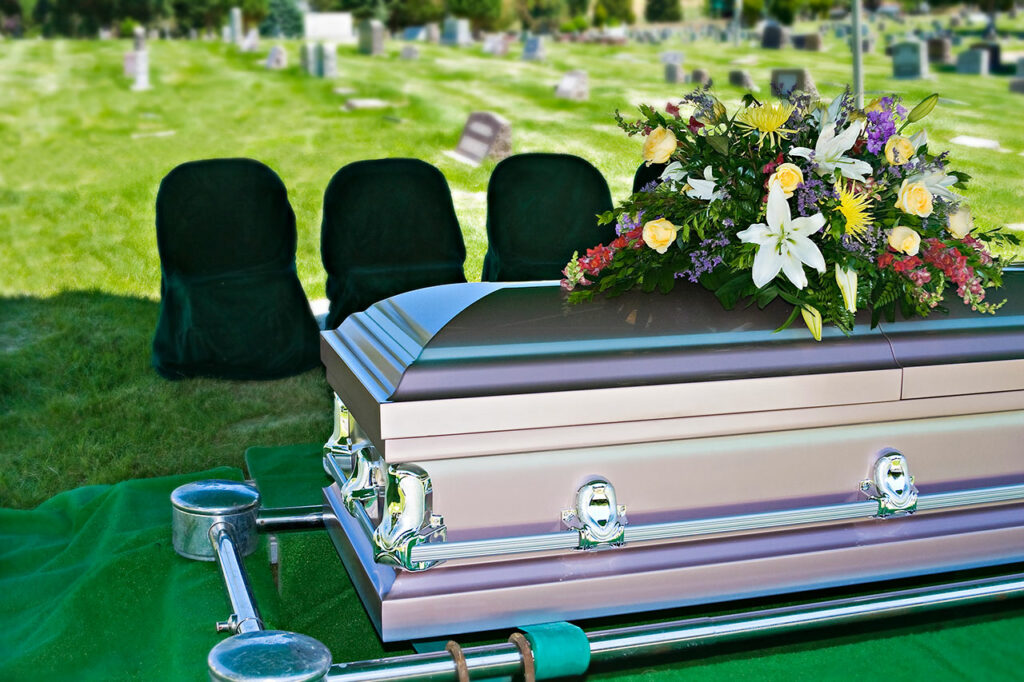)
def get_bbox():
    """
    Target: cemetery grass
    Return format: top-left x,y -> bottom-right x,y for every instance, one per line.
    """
1,36 -> 1023,508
